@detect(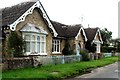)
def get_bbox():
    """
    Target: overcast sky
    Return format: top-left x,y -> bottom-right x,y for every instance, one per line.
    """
0,0 -> 119,39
